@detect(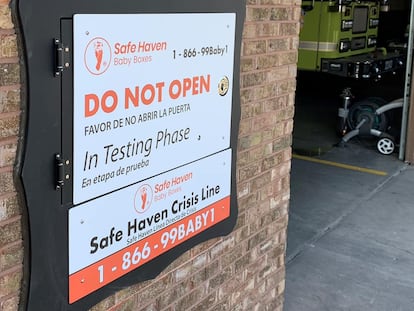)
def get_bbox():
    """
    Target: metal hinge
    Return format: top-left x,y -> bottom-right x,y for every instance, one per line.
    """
54,39 -> 70,77
55,153 -> 68,190
55,154 -> 65,189
55,154 -> 71,190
